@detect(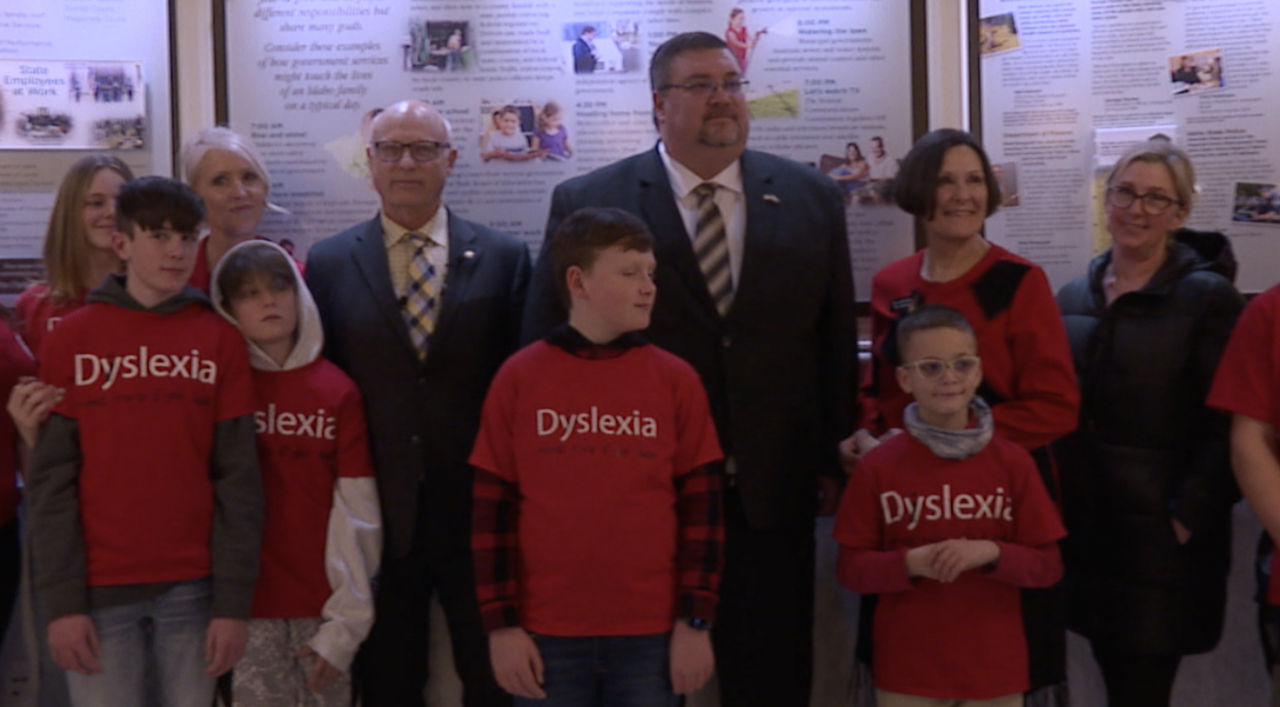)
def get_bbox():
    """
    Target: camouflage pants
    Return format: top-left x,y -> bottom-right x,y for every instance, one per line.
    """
232,618 -> 351,707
